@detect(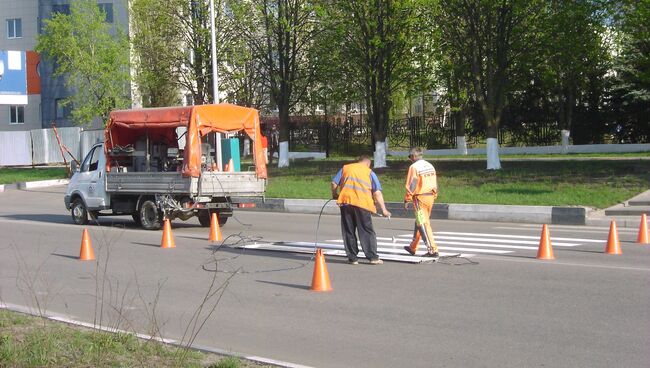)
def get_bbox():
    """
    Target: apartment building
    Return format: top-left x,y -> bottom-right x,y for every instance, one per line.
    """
0,0 -> 128,131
